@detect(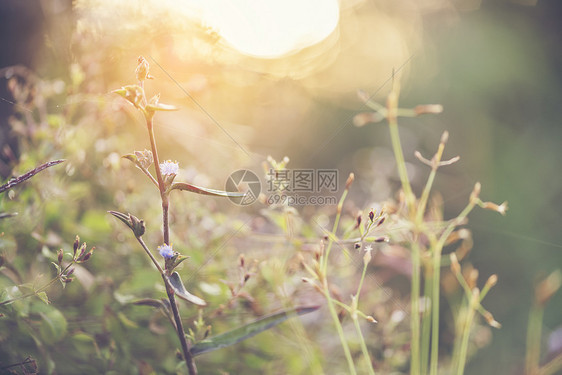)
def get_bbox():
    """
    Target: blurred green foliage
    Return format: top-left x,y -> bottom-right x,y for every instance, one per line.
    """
1,1 -> 561,374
